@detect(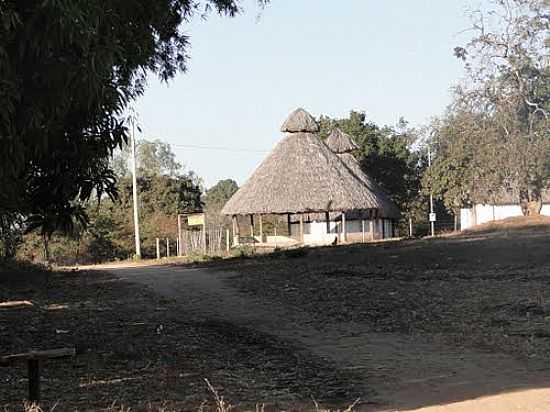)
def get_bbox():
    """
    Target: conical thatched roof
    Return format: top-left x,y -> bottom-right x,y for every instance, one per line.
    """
222,109 -> 400,217
326,129 -> 399,218
326,128 -> 359,153
280,108 -> 319,133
